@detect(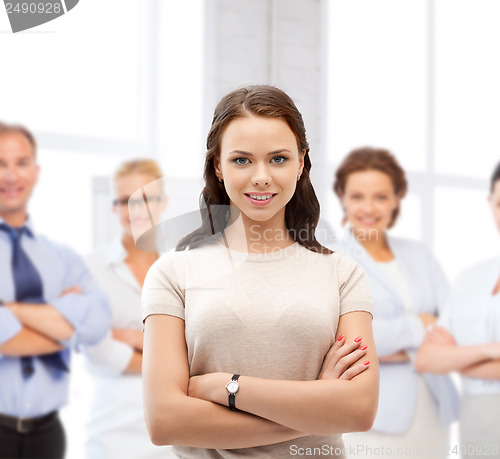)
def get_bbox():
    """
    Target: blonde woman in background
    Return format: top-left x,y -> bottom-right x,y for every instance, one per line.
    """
84,159 -> 174,459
